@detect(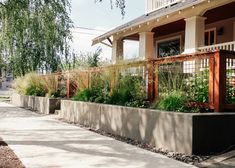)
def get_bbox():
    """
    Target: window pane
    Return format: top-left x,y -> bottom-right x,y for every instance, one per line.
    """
210,30 -> 215,45
205,32 -> 209,46
158,39 -> 180,57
